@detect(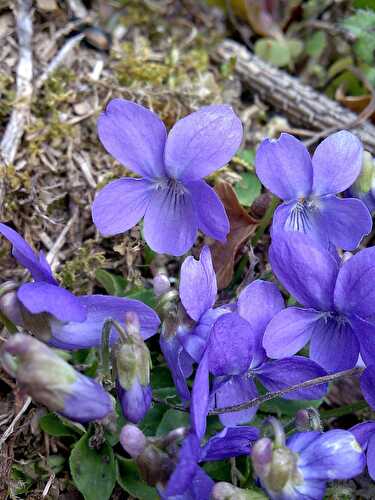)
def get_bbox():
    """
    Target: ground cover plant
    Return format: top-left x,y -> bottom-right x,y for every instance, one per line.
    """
1,1 -> 375,499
